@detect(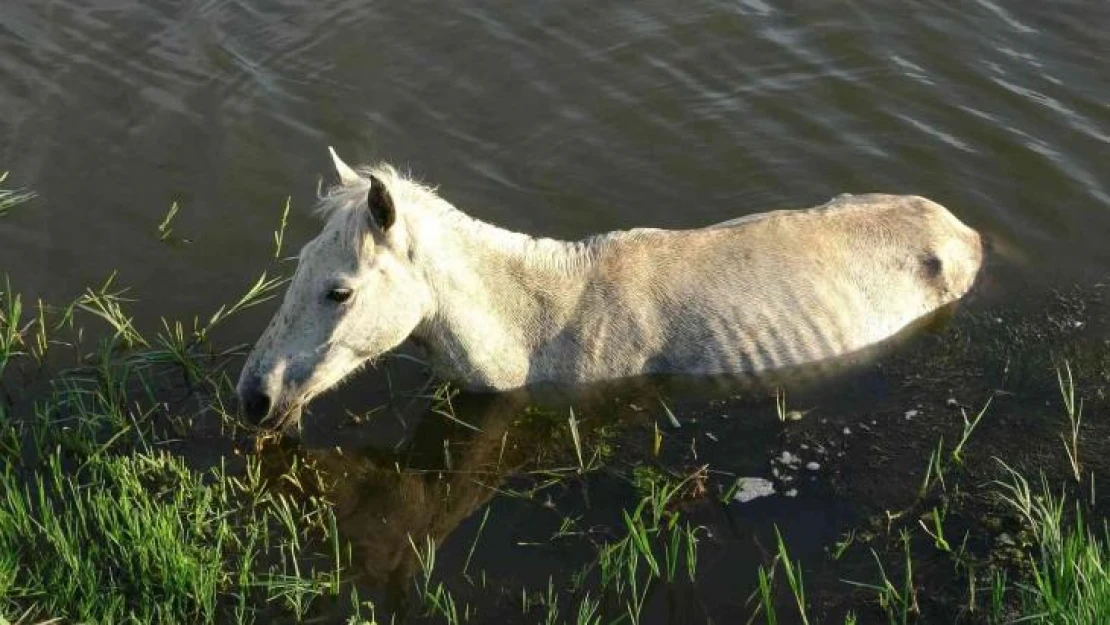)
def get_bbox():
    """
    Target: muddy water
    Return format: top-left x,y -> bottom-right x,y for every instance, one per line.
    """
1,1 -> 1108,622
